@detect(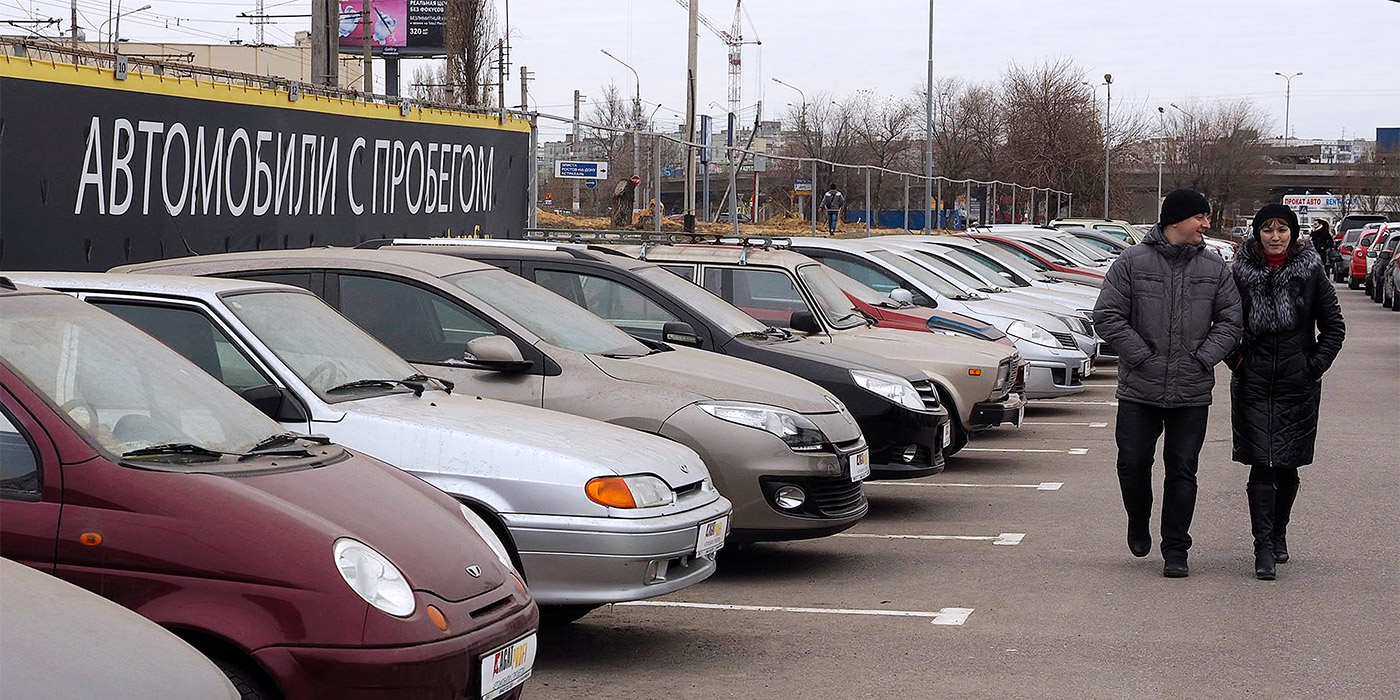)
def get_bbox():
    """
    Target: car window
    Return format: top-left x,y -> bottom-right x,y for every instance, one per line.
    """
978,240 -> 1053,272
1360,233 -> 1377,247
1093,224 -> 1133,242
1075,236 -> 1119,255
803,251 -> 934,306
339,274 -> 498,364
632,266 -> 765,336
235,272 -> 315,293
93,302 -> 272,391
536,269 -> 681,341
1012,239 -> 1075,266
659,264 -> 696,281
869,249 -> 966,299
0,407 -> 40,498
447,269 -> 651,356
940,247 -> 1028,286
703,267 -> 814,328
